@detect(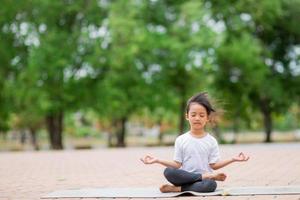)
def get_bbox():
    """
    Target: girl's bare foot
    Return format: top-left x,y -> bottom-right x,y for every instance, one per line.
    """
203,172 -> 227,181
159,184 -> 181,193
